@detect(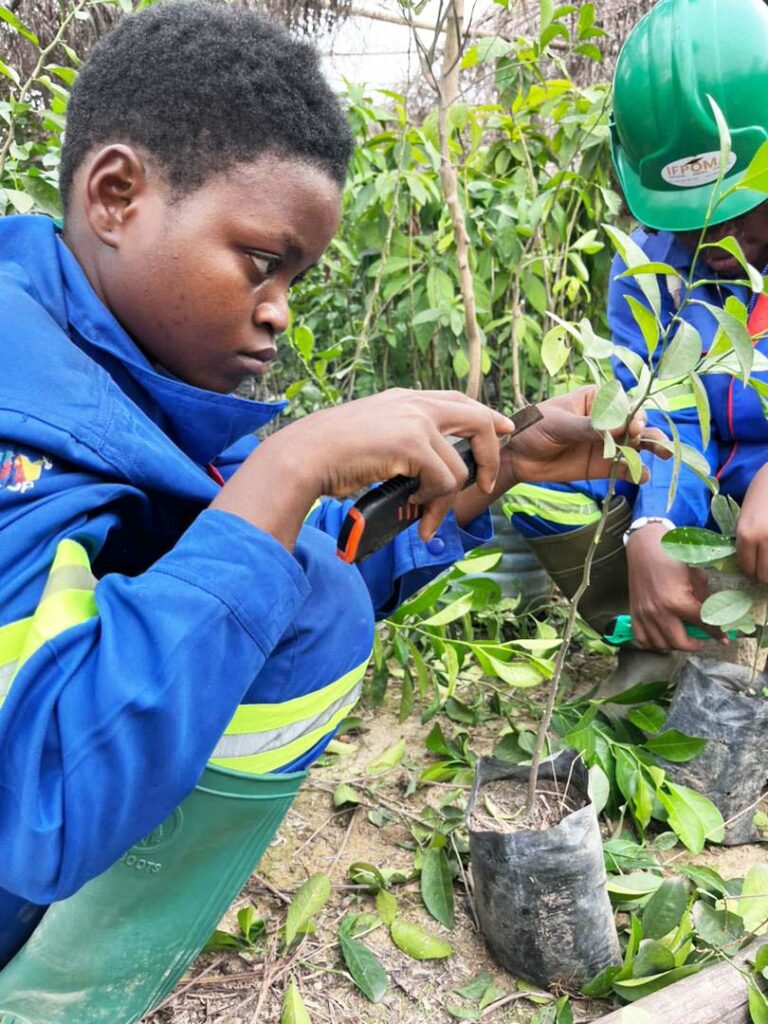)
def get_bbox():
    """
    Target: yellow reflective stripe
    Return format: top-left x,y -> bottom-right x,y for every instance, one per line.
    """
305,499 -> 322,520
0,616 -> 32,666
209,698 -> 359,774
502,483 -> 601,526
663,394 -> 697,412
0,540 -> 98,705
221,658 -> 368,735
49,538 -> 93,575
18,588 -> 97,667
